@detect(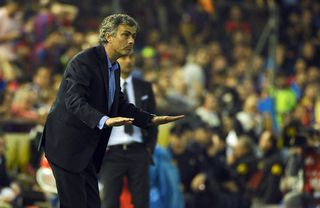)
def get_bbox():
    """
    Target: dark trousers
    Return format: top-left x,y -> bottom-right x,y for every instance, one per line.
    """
99,143 -> 150,208
49,160 -> 100,208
